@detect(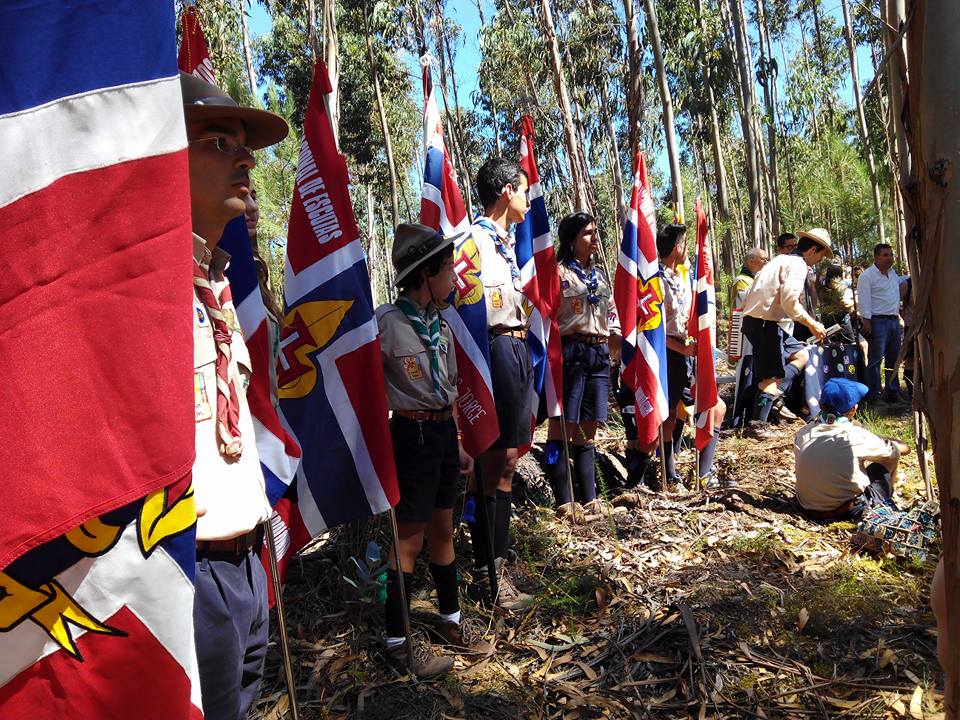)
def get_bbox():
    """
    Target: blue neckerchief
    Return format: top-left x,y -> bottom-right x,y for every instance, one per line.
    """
475,217 -> 520,282
566,258 -> 601,304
